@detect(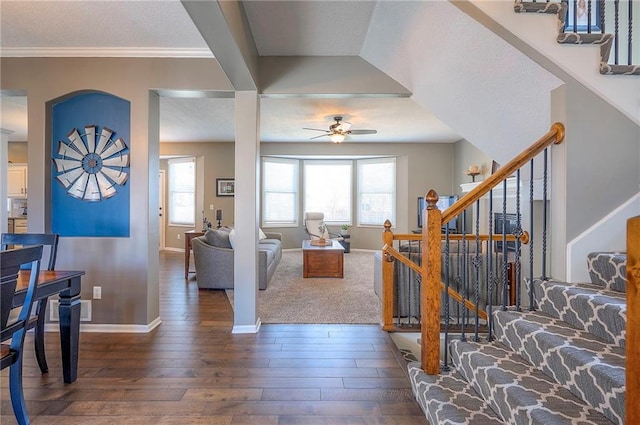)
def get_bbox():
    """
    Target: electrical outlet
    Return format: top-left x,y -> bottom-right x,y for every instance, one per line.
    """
93,286 -> 102,300
177,234 -> 181,240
